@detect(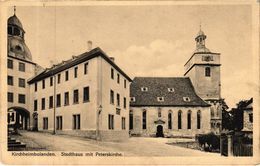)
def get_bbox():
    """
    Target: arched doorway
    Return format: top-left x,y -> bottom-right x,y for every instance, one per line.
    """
156,125 -> 164,137
8,107 -> 30,130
